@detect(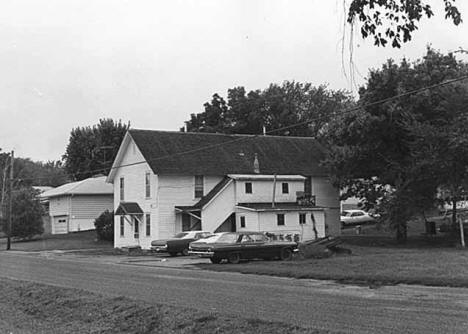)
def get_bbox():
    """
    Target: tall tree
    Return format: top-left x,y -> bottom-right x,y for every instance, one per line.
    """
10,187 -> 44,239
347,0 -> 462,48
326,48 -> 468,242
185,82 -> 355,138
63,119 -> 129,181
